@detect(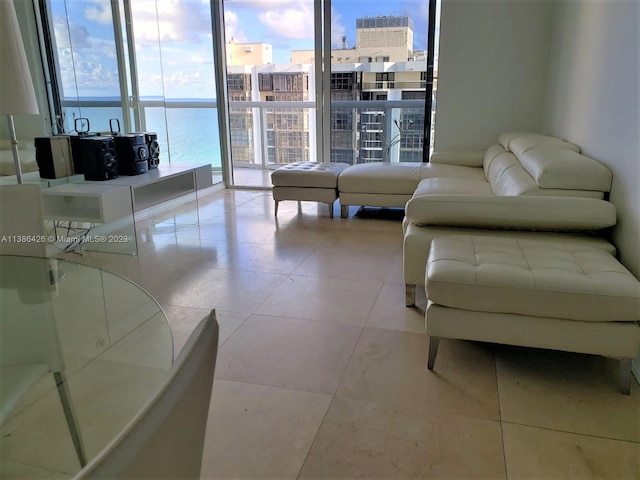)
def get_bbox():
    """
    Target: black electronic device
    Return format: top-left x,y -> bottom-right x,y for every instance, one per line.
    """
34,136 -> 74,179
114,133 -> 149,176
108,118 -> 158,172
67,117 -> 98,174
78,136 -> 118,181
144,132 -> 160,169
